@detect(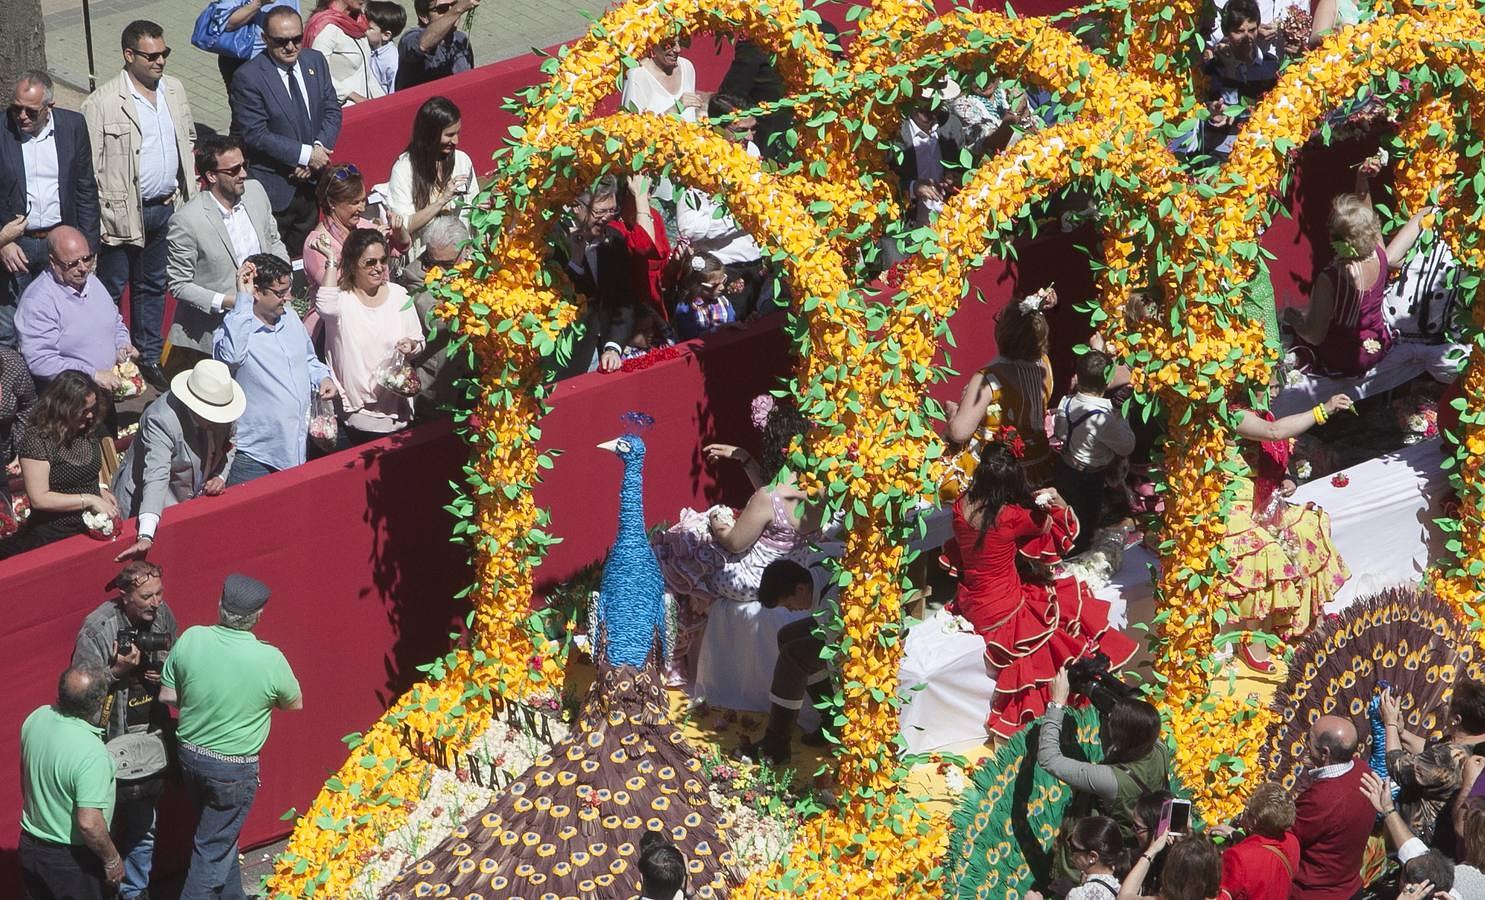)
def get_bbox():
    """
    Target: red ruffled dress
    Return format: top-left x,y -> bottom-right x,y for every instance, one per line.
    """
950,499 -> 1138,739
